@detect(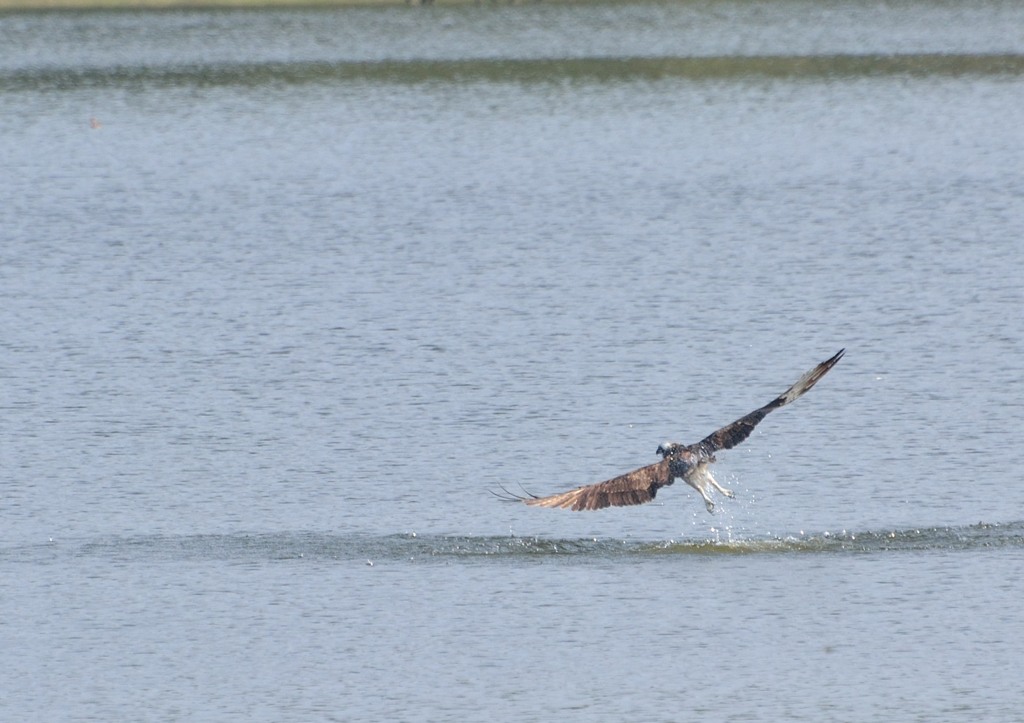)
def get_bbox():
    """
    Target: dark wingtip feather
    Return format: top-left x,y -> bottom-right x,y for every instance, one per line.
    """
490,483 -> 541,503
